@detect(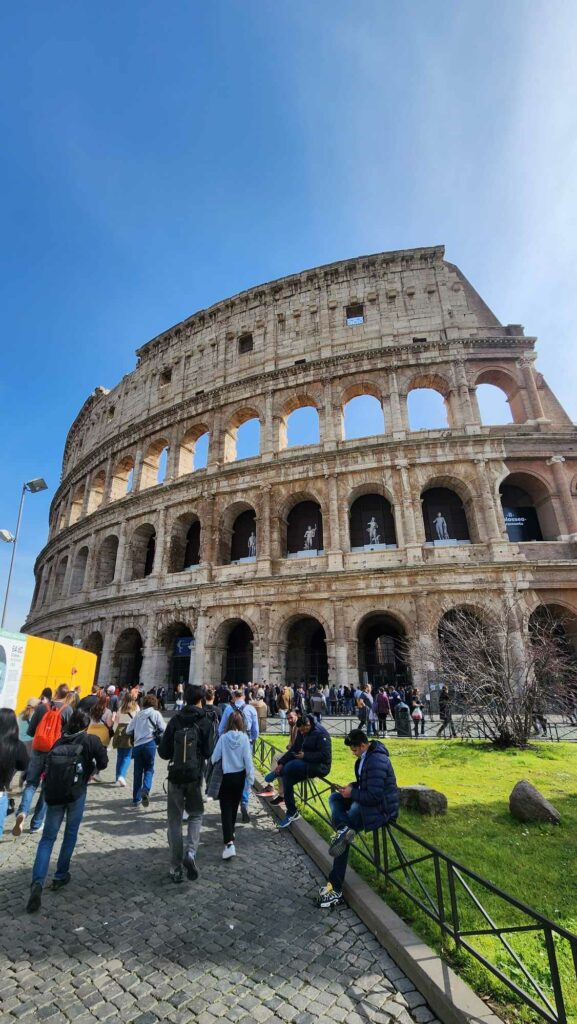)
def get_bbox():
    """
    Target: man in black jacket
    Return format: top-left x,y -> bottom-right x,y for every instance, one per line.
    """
275,715 -> 332,829
26,709 -> 108,914
158,684 -> 214,883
